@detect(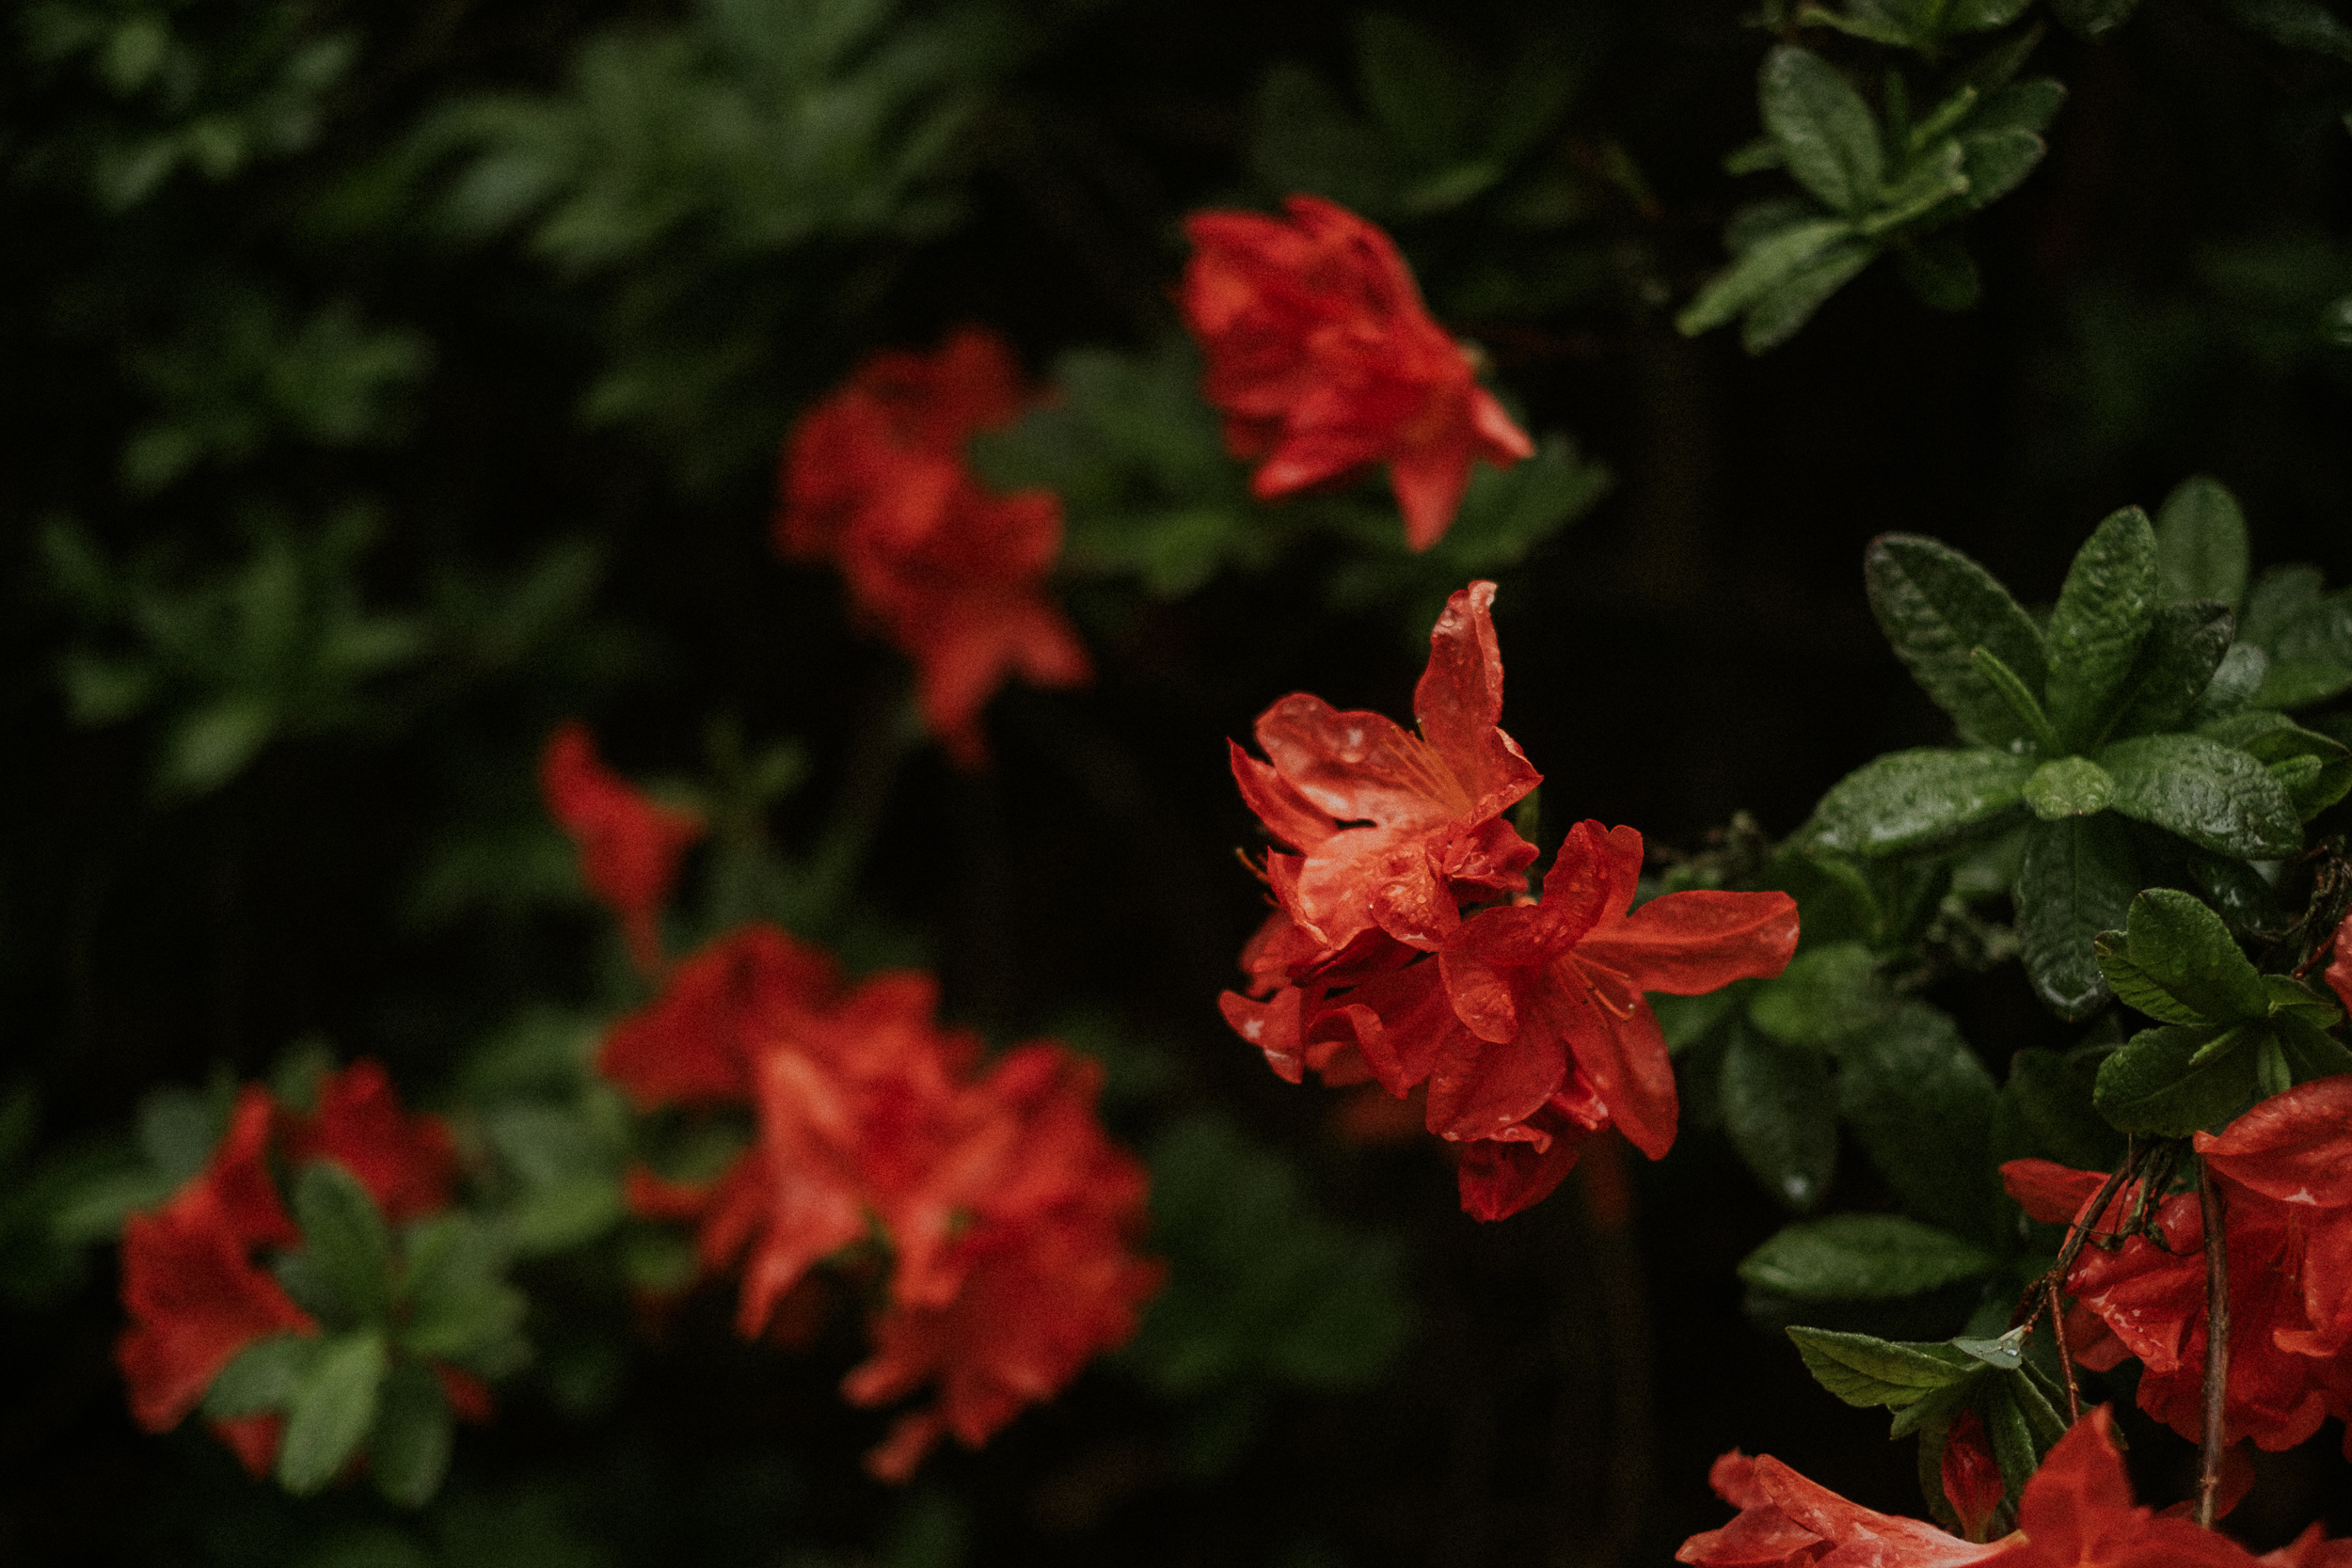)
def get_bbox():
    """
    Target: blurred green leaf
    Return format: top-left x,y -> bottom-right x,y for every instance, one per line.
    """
278,1329 -> 389,1495
370,1360 -> 455,1507
2014,812 -> 2140,1020
1740,1214 -> 1997,1301
294,1160 -> 396,1326
1762,48 -> 1883,215
2154,476 -> 2249,612
1723,1022 -> 1839,1212
1838,1004 -> 1998,1242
